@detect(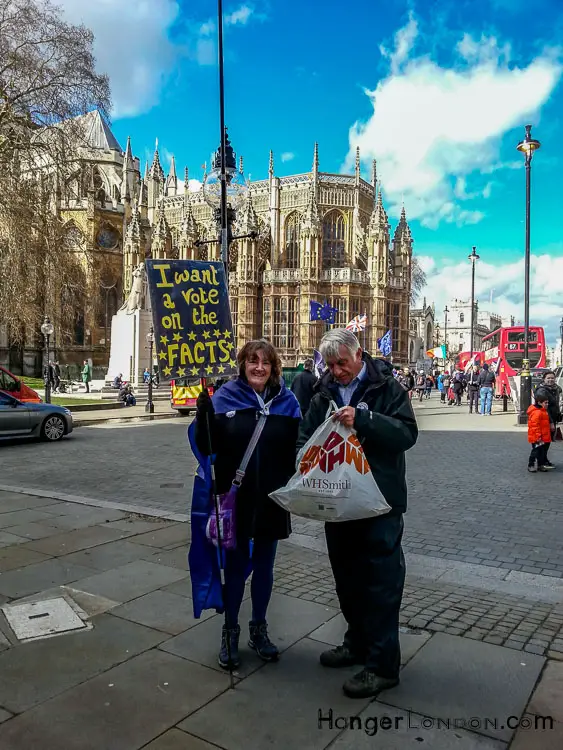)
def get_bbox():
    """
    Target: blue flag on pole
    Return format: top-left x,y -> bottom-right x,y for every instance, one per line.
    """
310,300 -> 338,324
377,329 -> 392,357
313,349 -> 325,378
